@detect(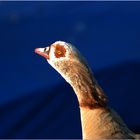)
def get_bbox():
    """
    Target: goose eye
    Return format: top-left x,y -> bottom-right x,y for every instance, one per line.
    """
57,50 -> 62,55
54,44 -> 66,58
